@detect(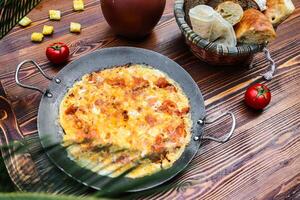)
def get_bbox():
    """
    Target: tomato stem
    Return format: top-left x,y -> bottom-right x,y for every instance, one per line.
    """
256,86 -> 269,99
51,44 -> 62,51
